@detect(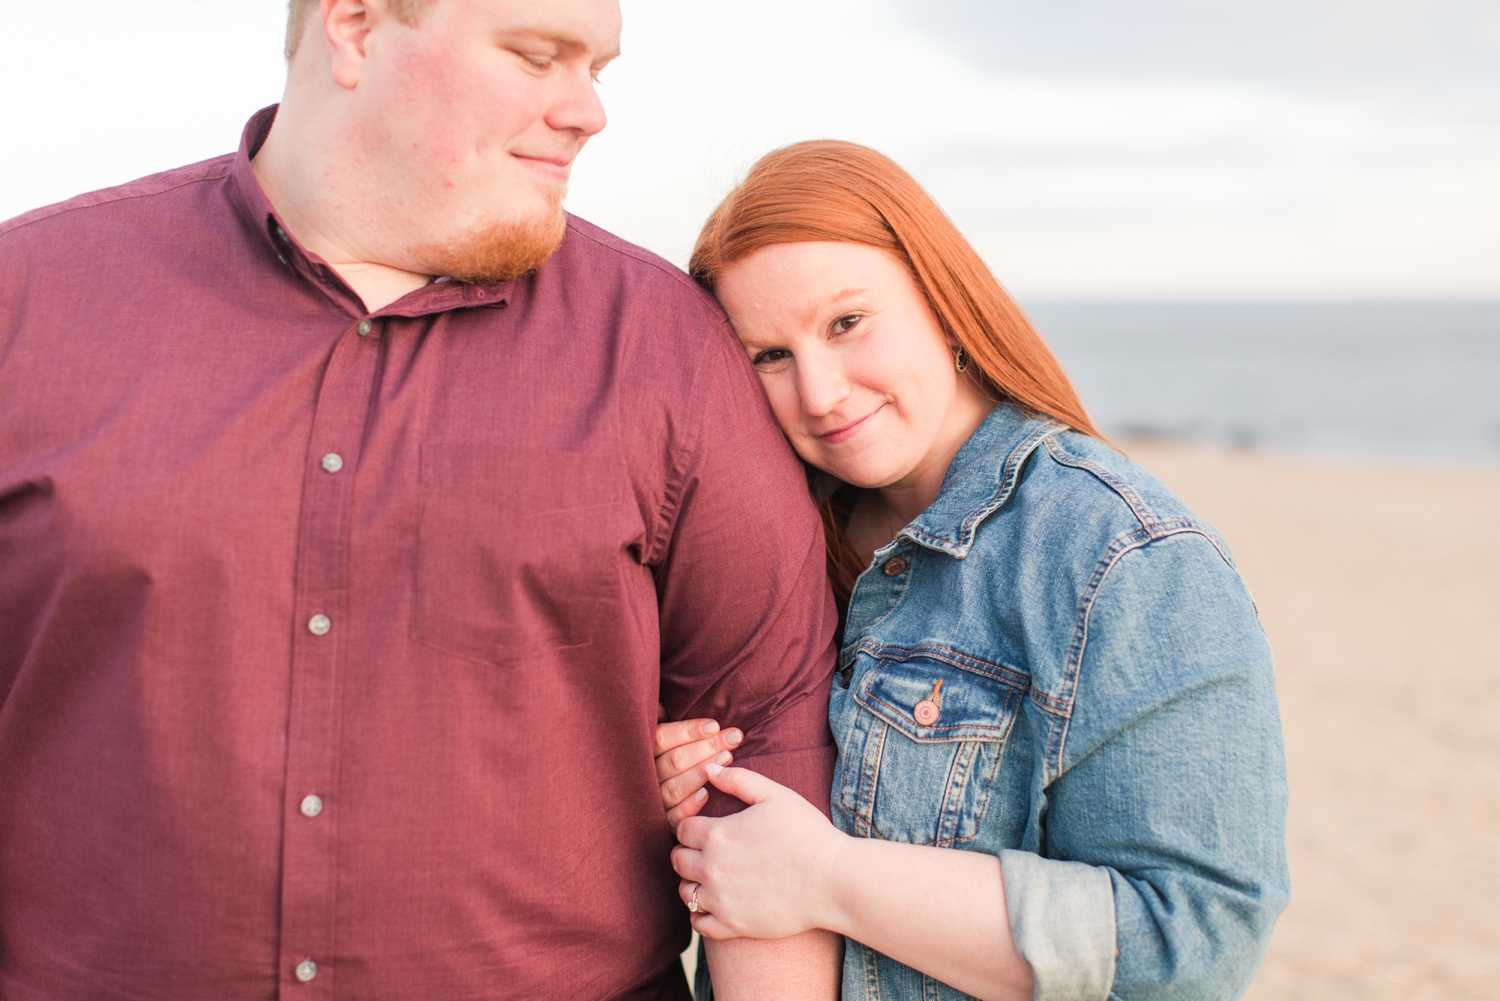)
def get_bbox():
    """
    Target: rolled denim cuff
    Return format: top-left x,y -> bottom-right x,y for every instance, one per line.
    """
999,850 -> 1117,1001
